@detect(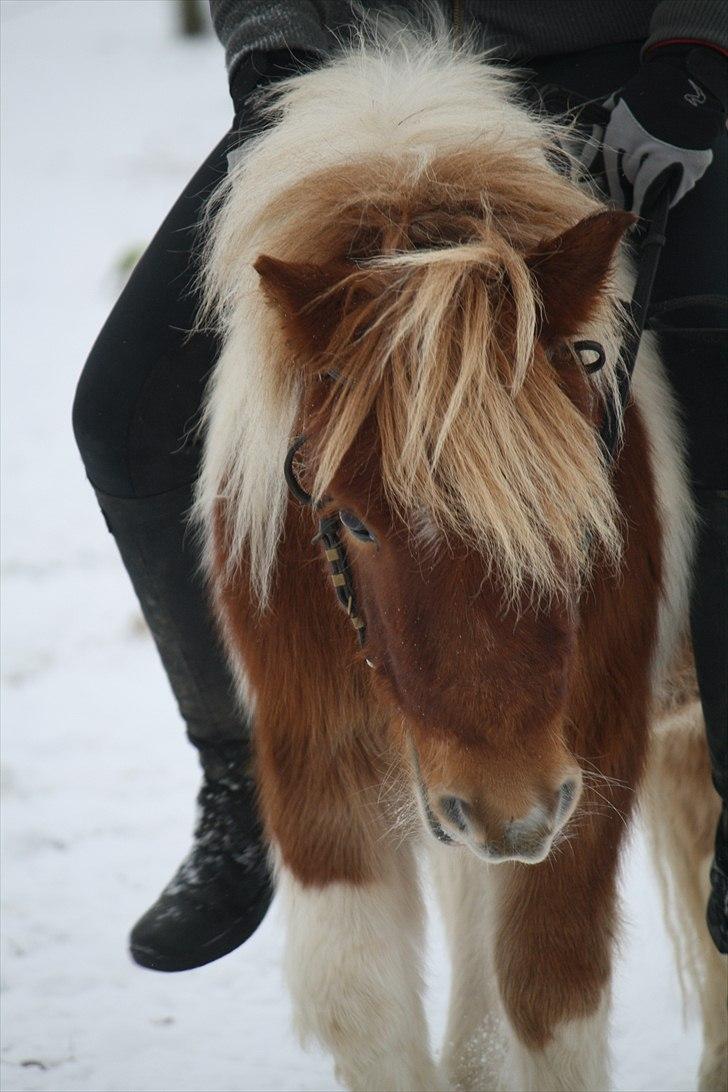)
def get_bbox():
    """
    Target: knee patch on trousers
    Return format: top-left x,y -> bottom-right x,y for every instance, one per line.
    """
72,344 -> 208,498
